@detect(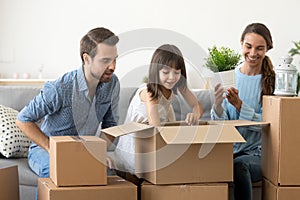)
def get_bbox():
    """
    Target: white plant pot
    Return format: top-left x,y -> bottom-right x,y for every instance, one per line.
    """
214,70 -> 235,88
